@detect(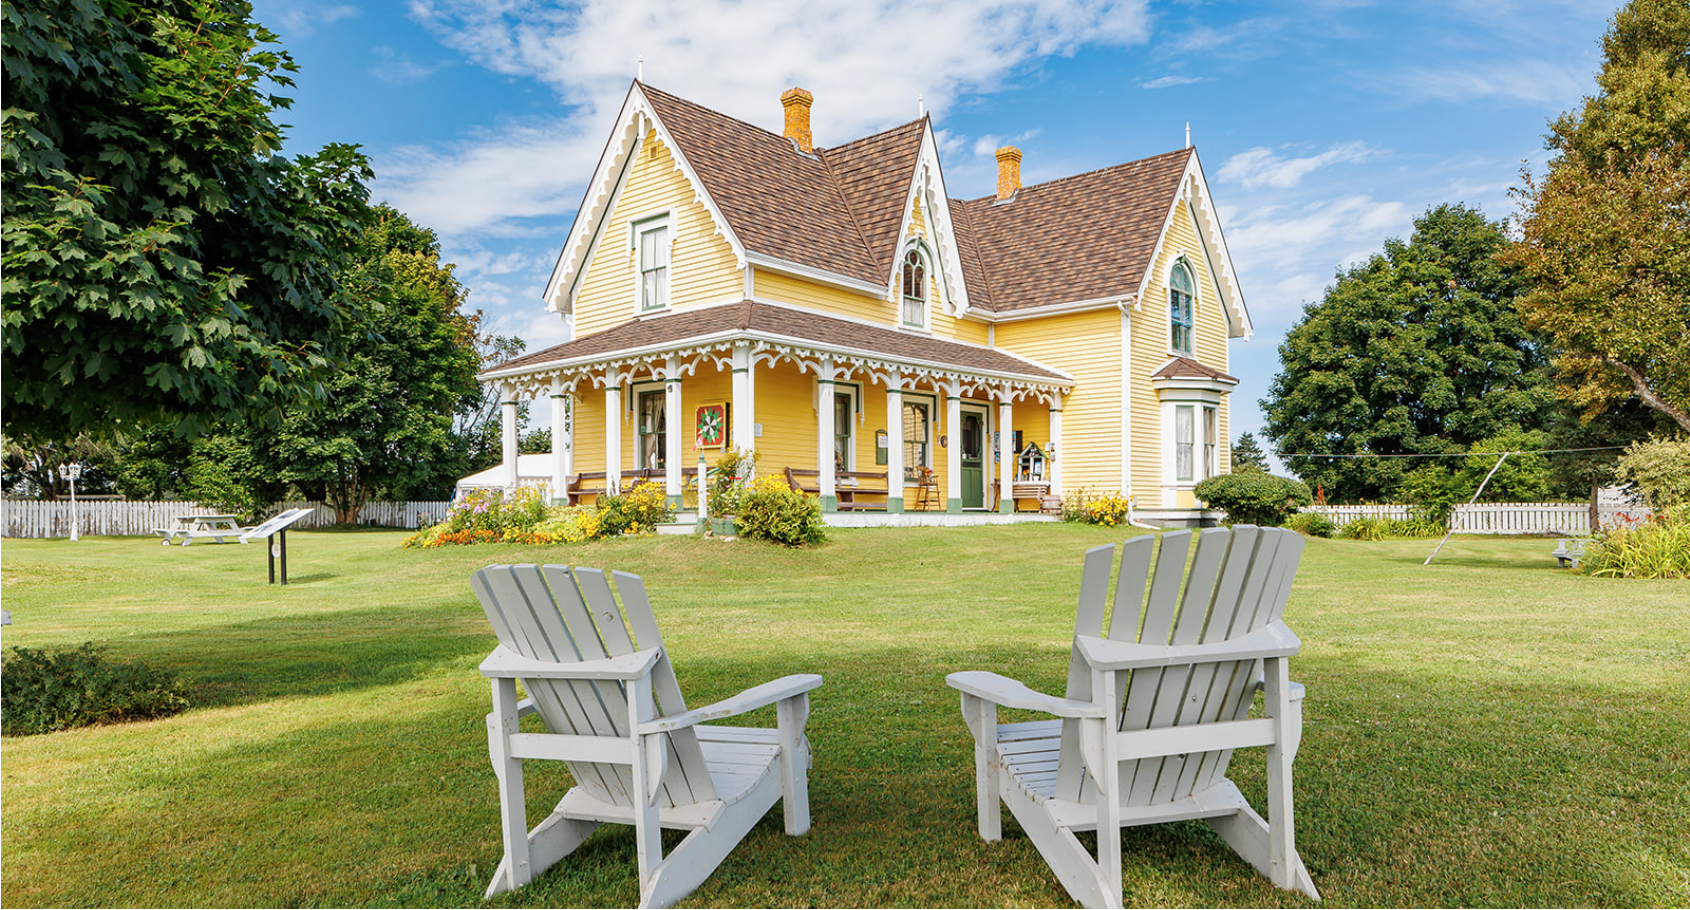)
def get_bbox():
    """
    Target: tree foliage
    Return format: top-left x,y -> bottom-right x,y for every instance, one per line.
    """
1,0 -> 374,443
1230,432 -> 1269,473
266,206 -> 483,523
1506,0 -> 1690,431
1261,204 -> 1554,503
